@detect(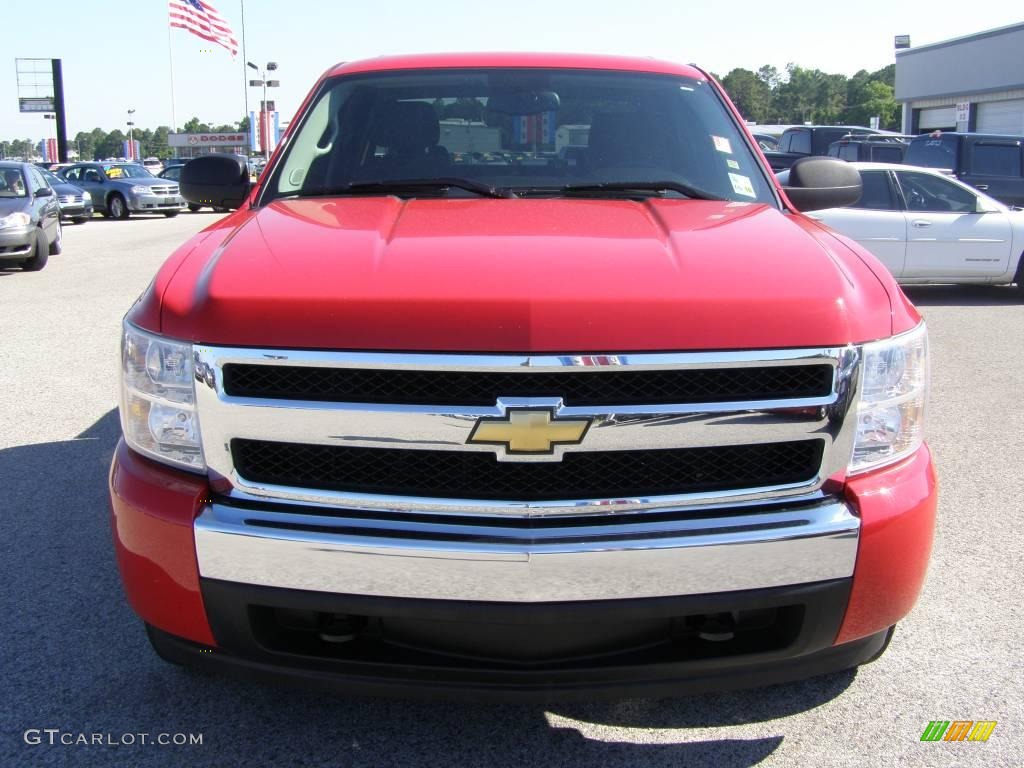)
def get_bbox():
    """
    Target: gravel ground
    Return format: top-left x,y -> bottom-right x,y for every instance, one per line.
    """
1,212 -> 1021,767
